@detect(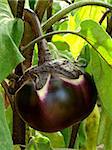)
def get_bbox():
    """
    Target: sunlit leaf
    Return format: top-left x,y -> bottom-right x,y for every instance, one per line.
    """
68,15 -> 75,31
74,6 -> 106,28
63,34 -> 85,58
